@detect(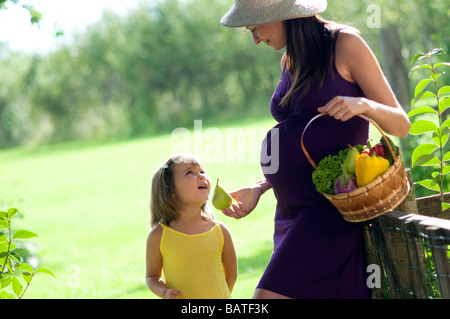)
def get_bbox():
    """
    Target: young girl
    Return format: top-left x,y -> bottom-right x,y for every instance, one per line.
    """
146,153 -> 238,299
